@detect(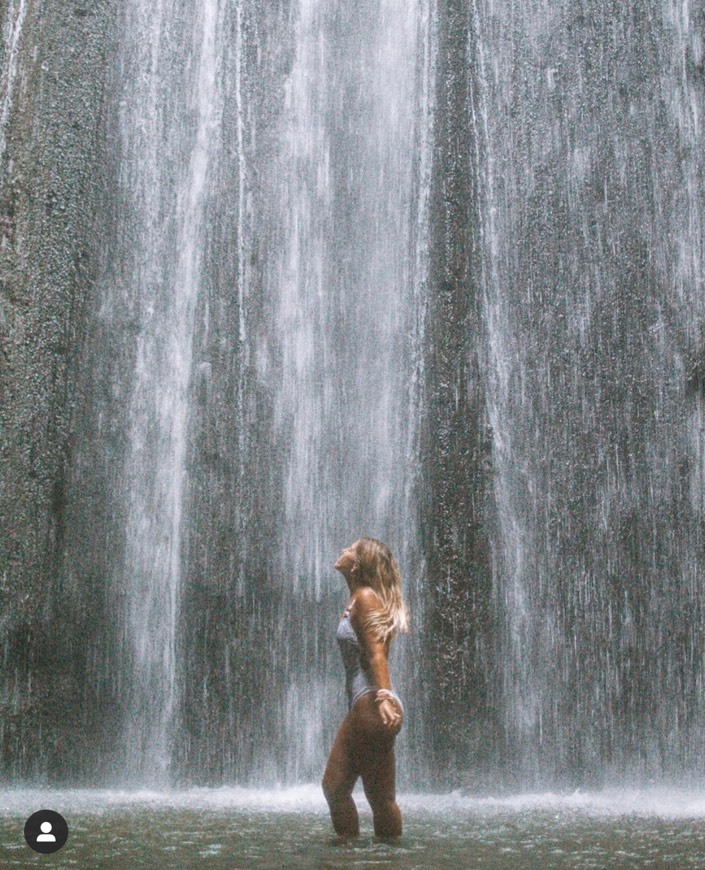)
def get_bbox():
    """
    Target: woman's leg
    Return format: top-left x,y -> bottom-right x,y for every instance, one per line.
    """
321,715 -> 360,837
353,694 -> 402,837
360,743 -> 401,837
